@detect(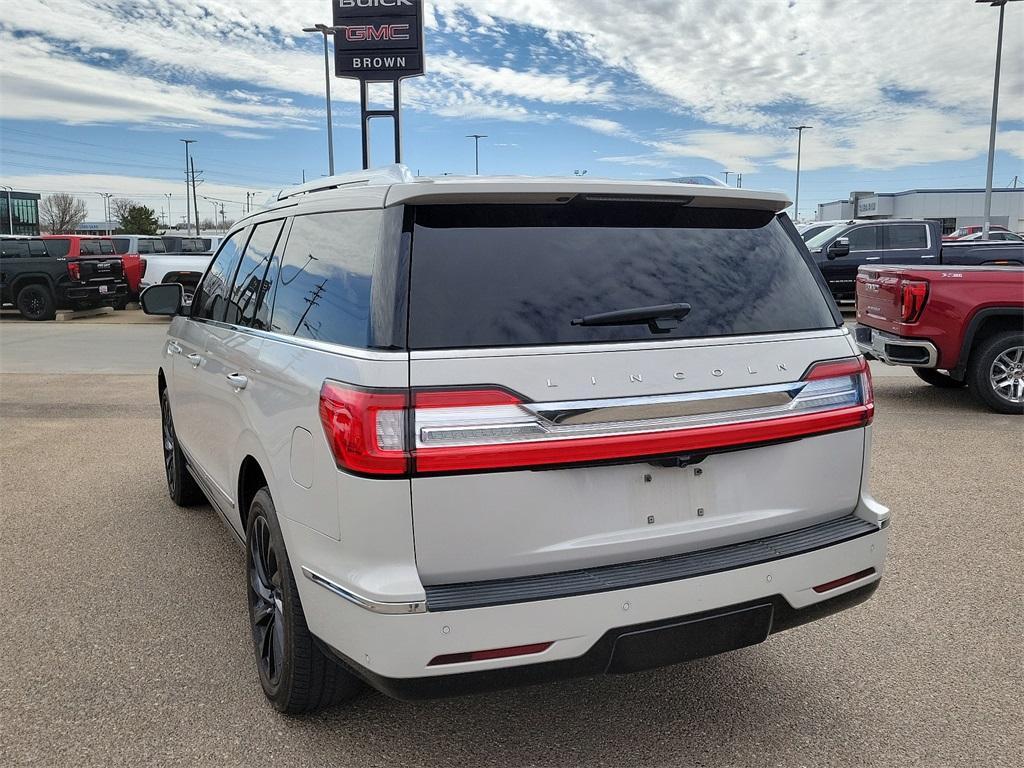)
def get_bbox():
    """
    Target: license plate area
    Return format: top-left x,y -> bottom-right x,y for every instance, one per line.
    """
608,603 -> 773,673
99,285 -> 109,294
